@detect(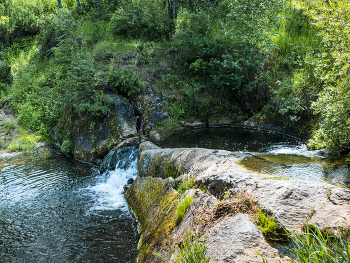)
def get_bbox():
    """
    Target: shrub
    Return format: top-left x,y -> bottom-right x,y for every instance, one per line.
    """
109,0 -> 174,40
0,60 -> 11,83
107,64 -> 145,97
63,57 -> 113,117
60,139 -> 73,155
